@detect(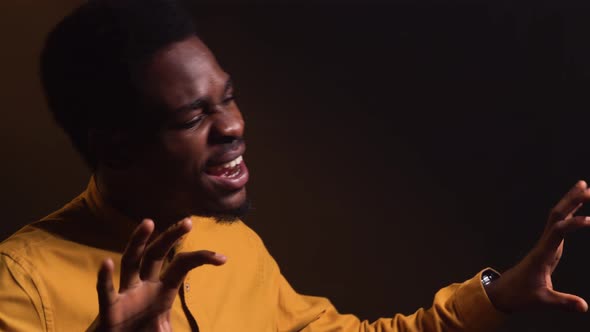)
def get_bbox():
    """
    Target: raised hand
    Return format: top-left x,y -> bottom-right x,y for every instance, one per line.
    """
87,218 -> 226,332
485,181 -> 590,313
